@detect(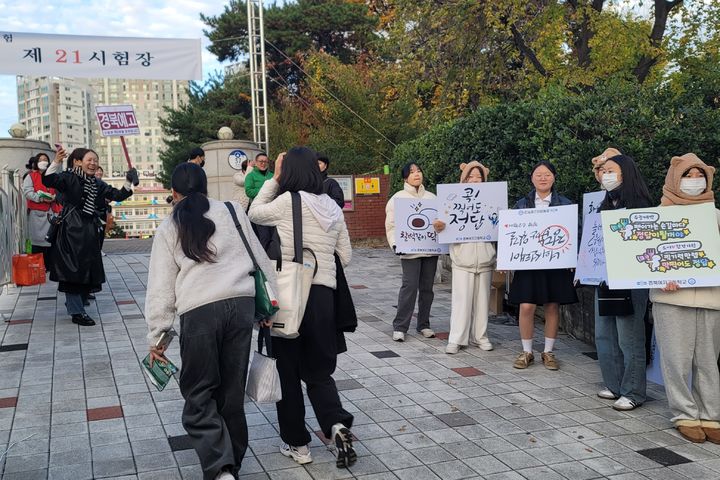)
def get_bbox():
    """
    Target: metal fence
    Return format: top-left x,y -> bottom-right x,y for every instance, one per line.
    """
0,167 -> 24,287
